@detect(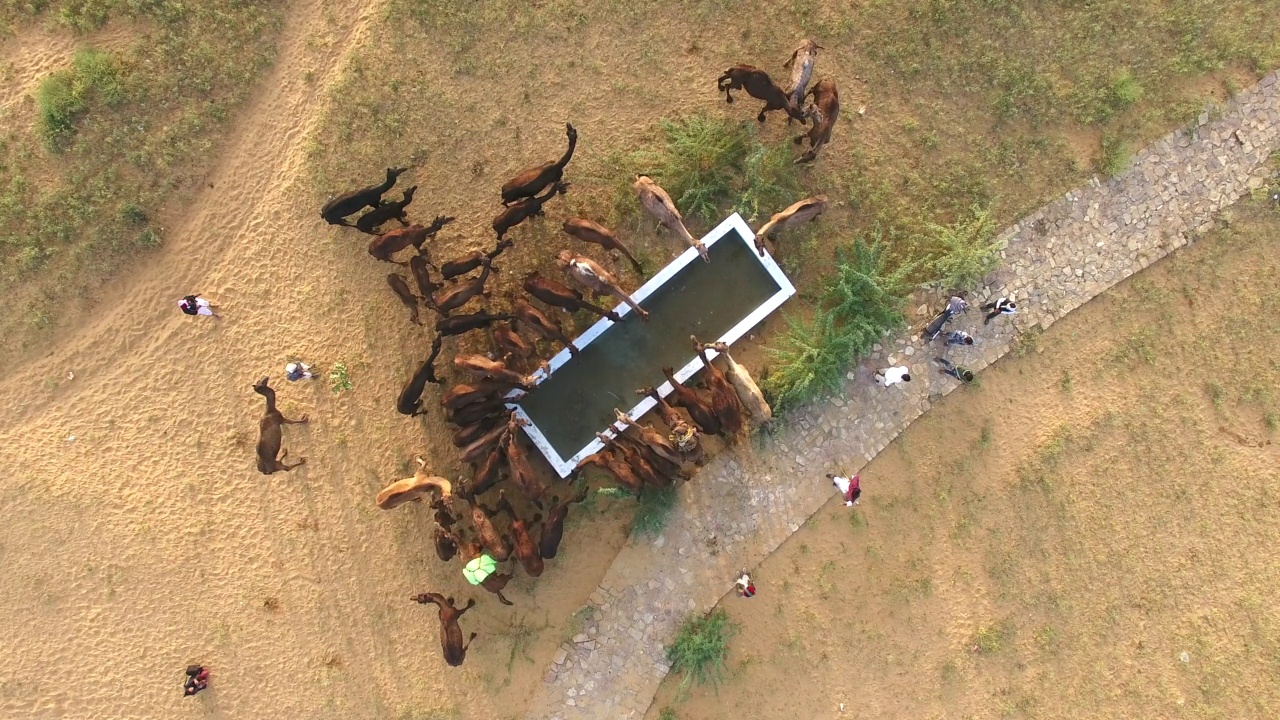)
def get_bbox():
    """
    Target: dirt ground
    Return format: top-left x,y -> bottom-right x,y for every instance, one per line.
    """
648,200 -> 1280,719
1,0 -> 1278,719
